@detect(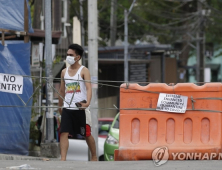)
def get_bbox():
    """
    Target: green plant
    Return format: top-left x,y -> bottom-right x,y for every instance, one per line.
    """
29,121 -> 40,144
53,55 -> 62,64
29,76 -> 43,144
